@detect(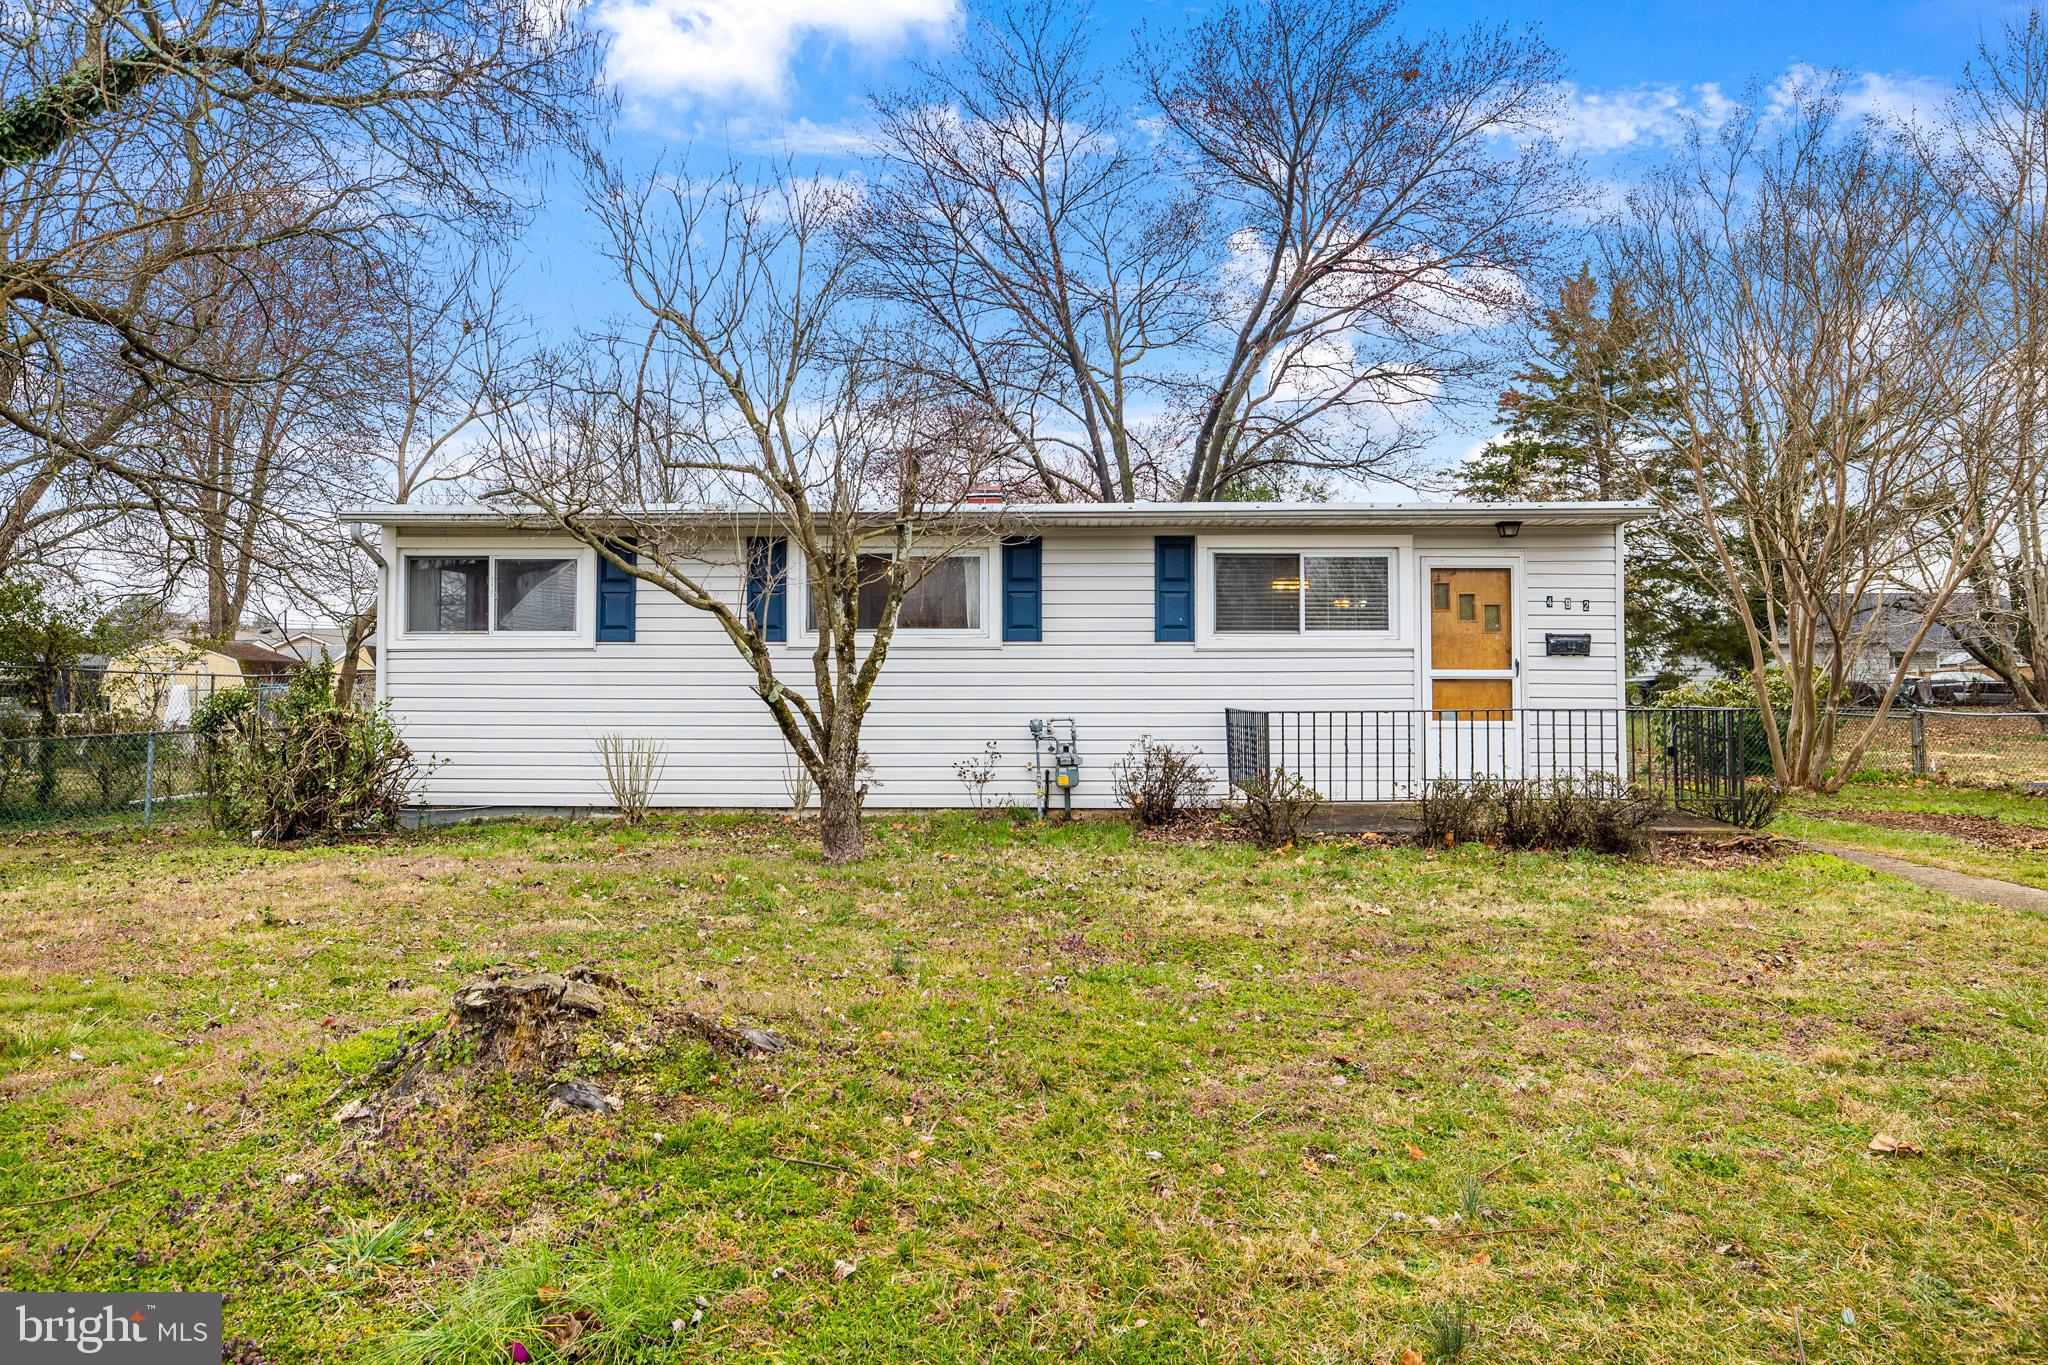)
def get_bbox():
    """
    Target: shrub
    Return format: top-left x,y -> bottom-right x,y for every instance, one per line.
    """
1233,767 -> 1322,848
953,740 -> 1001,820
194,665 -> 416,842
593,734 -> 668,824
1112,736 -> 1213,826
1725,781 -> 1784,830
1656,664 -> 1831,713
1417,777 -> 1500,846
1574,775 -> 1659,856
781,751 -> 815,813
1420,775 -> 1657,858
74,731 -> 148,810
